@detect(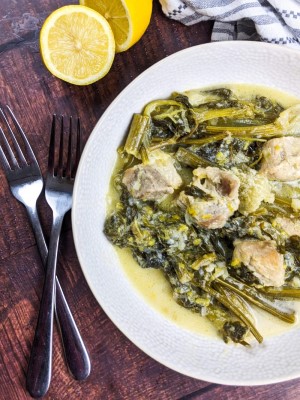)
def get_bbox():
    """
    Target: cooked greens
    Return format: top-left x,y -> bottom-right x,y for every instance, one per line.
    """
104,86 -> 300,345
